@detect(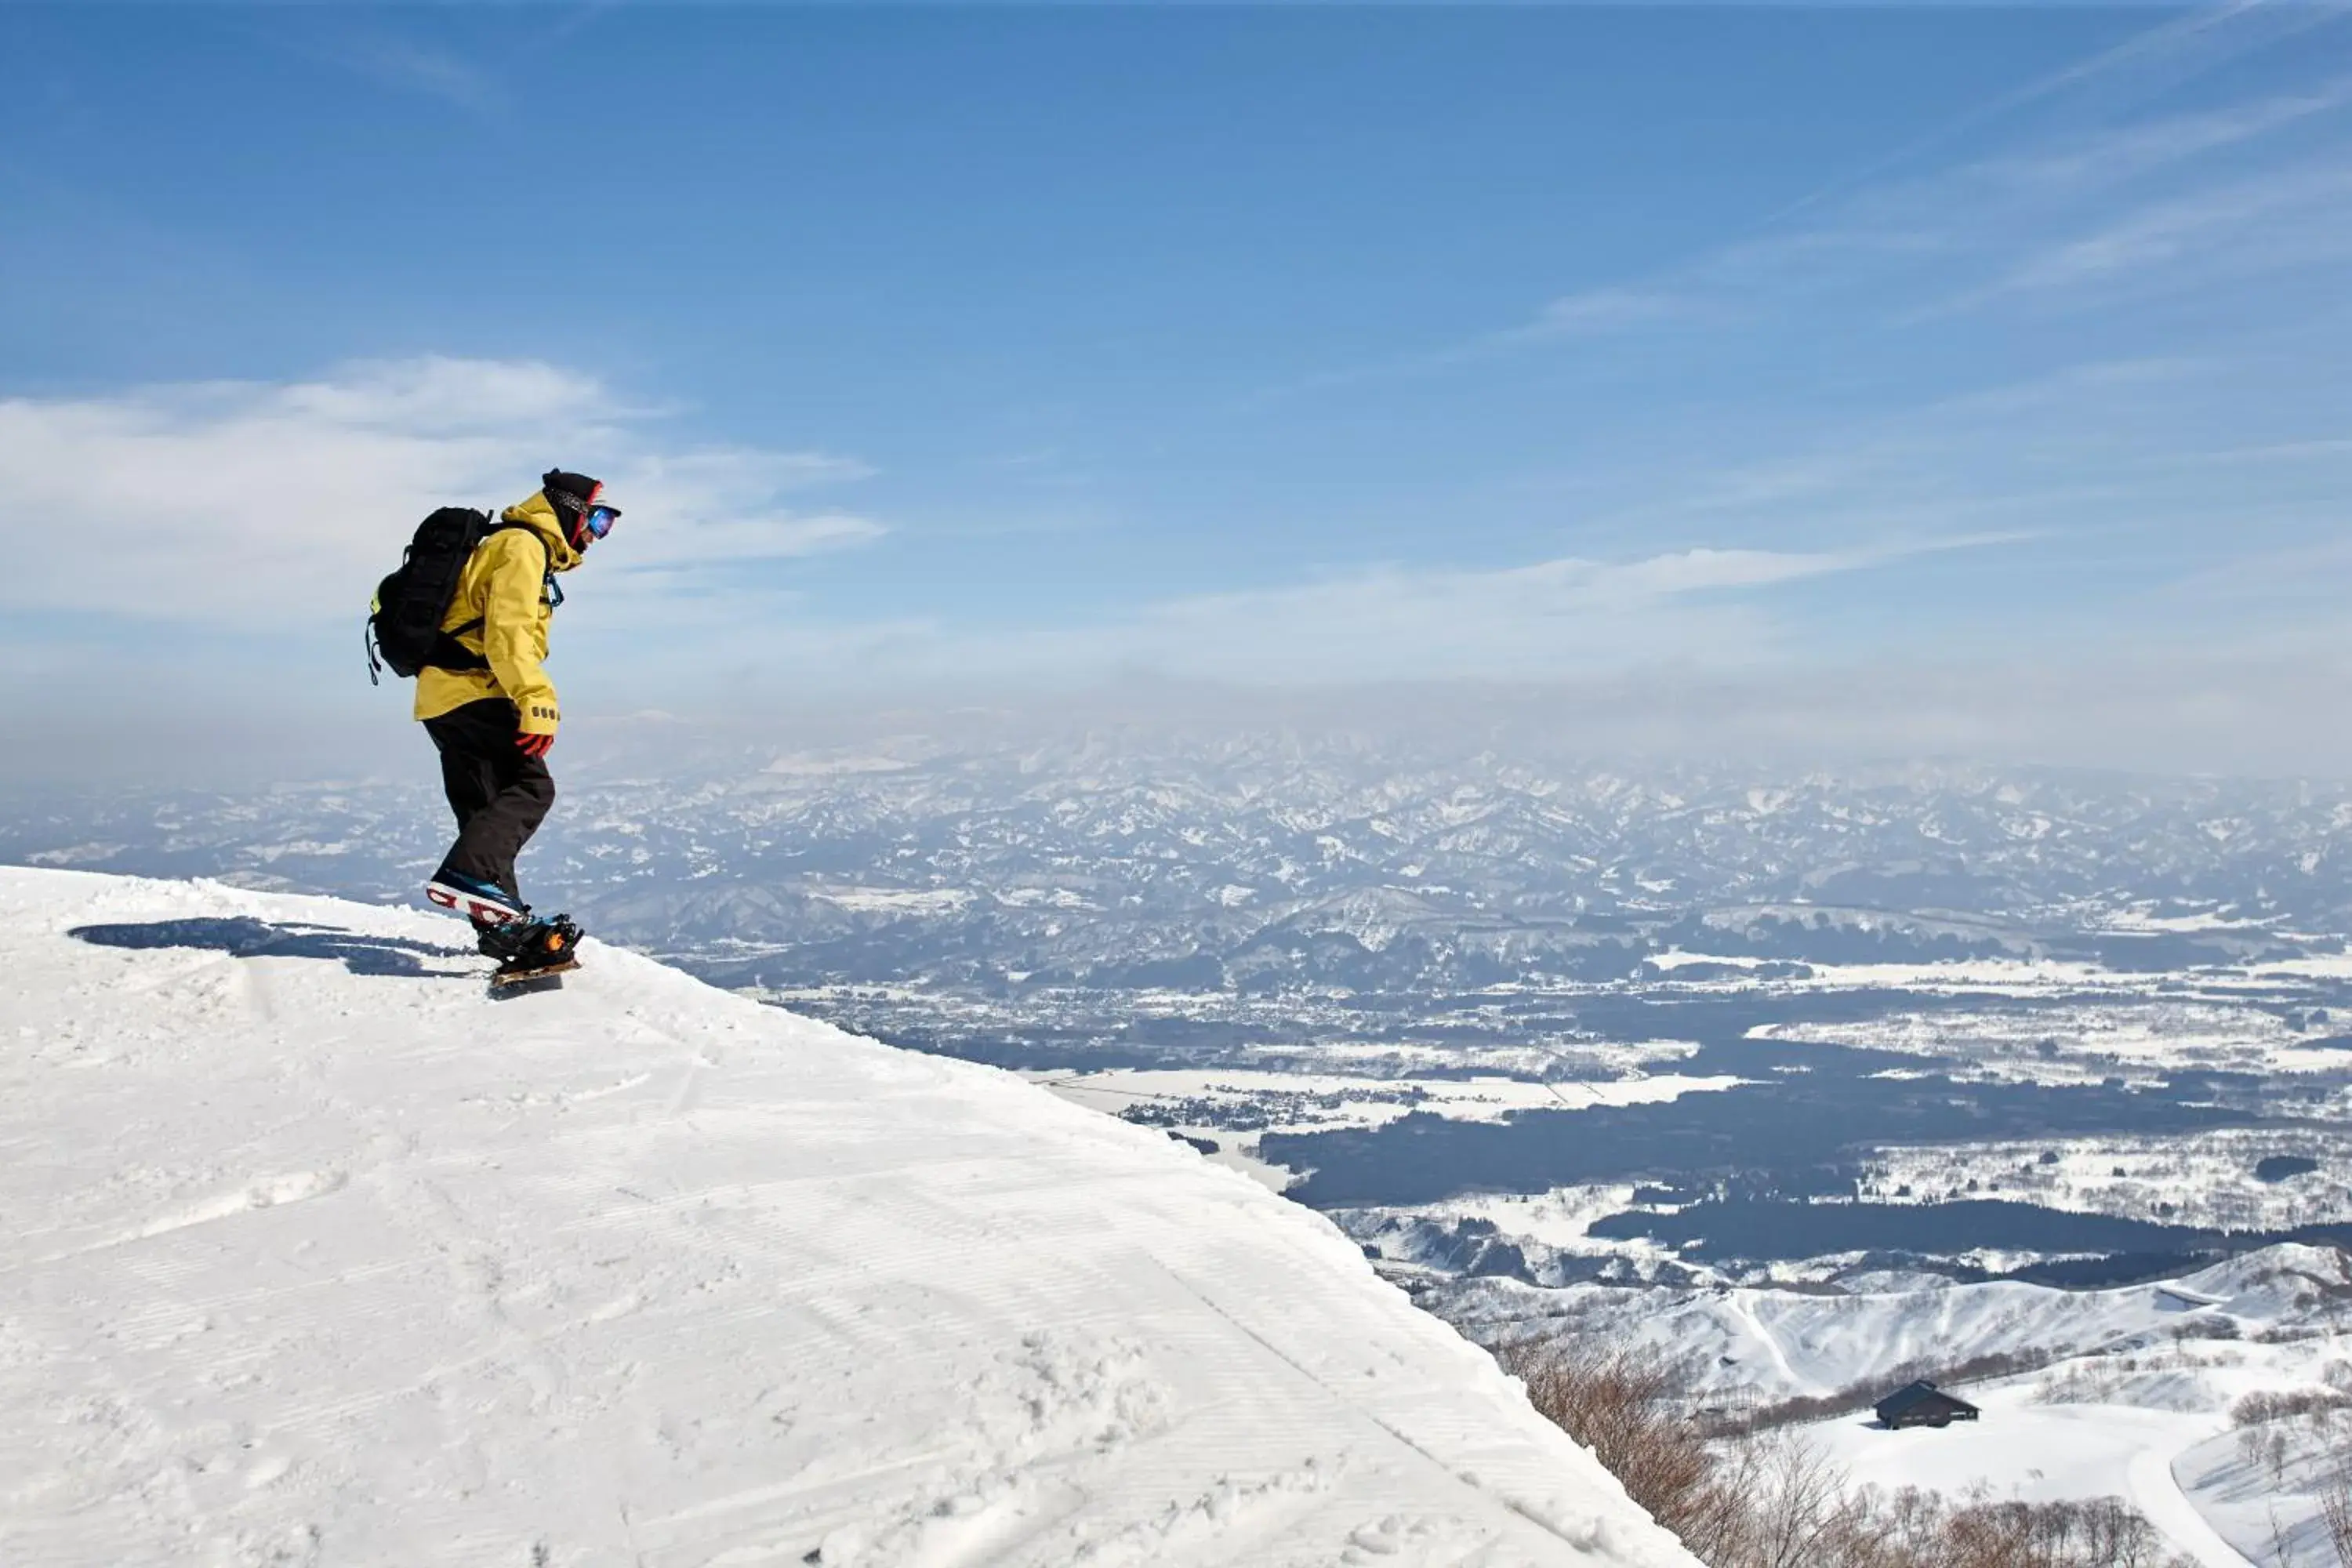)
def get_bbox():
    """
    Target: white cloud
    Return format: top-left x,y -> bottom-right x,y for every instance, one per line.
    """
597,448 -> 885,579
1984,162 -> 2352,300
346,36 -> 500,116
1121,538 -> 2003,677
0,358 -> 885,629
1969,76 -> 2352,194
252,16 -> 504,120
1483,47 -> 2352,345
1524,287 -> 1693,338
803,535 -> 2011,690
